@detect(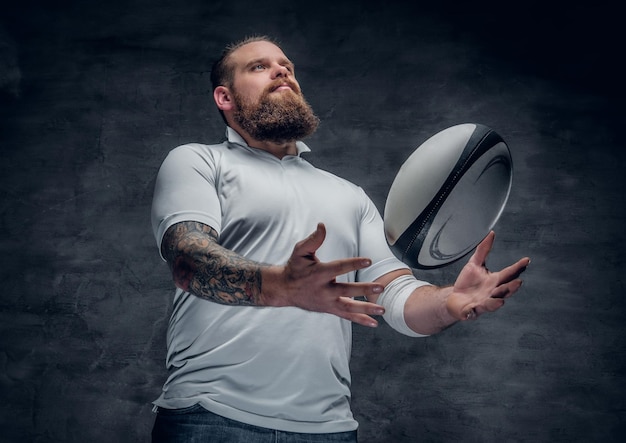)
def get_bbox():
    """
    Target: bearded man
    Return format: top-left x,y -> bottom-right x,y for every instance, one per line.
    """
150,36 -> 530,442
